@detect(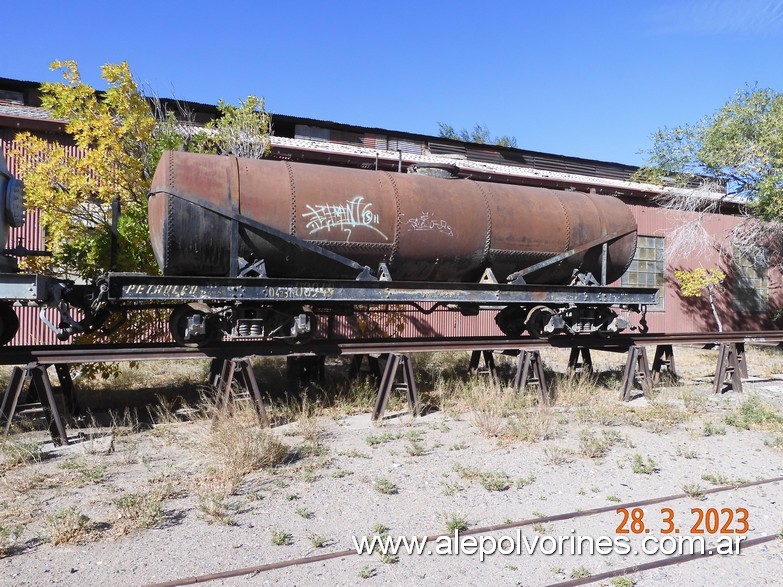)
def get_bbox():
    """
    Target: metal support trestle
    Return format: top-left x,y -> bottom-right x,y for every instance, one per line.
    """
619,345 -> 652,401
468,350 -> 497,380
209,358 -> 269,426
372,353 -> 419,421
567,347 -> 593,376
651,344 -> 677,384
349,354 -> 382,381
714,343 -> 743,394
513,350 -> 550,404
0,364 -> 69,445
